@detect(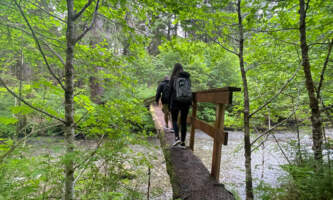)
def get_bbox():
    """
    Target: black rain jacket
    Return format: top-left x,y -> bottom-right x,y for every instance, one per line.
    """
155,80 -> 170,104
